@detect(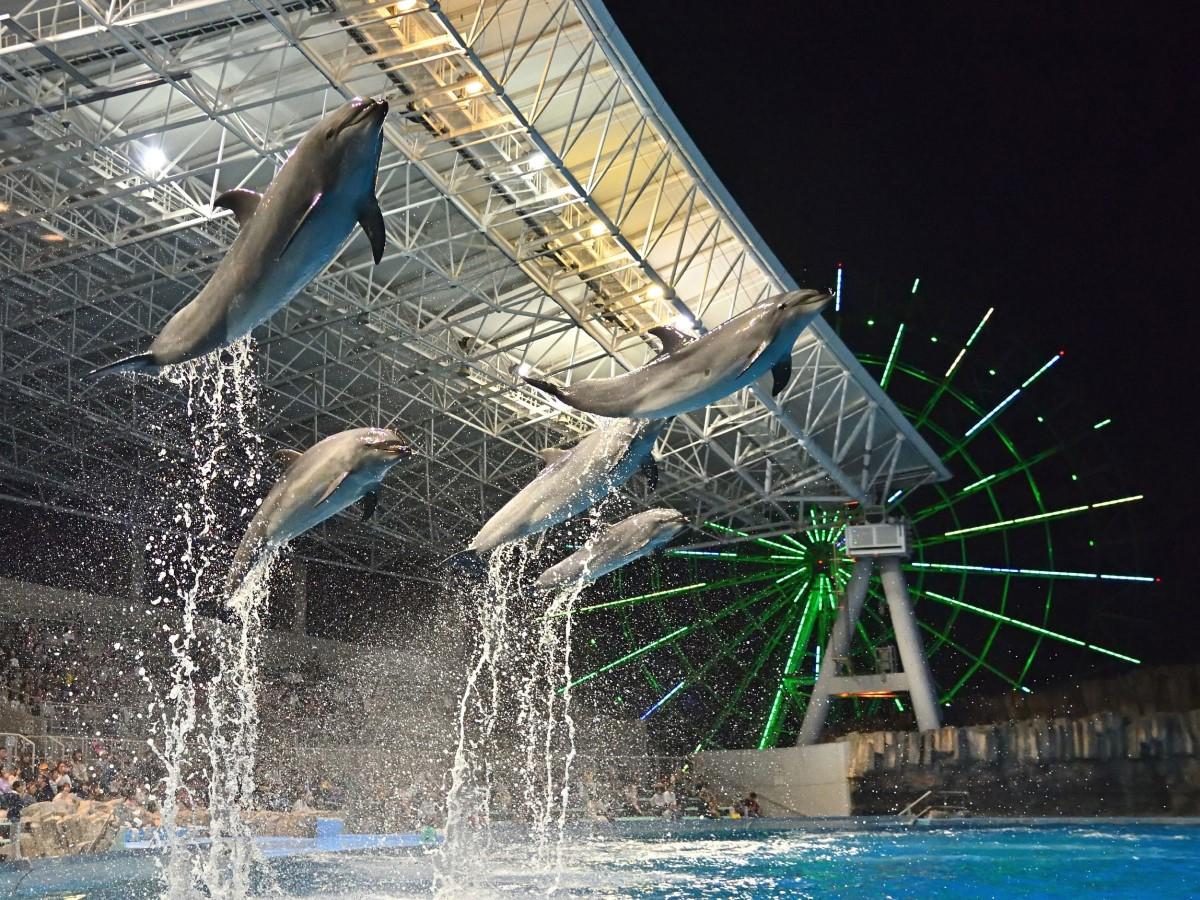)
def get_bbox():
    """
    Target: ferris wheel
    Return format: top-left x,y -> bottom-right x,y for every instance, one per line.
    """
566,274 -> 1158,752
